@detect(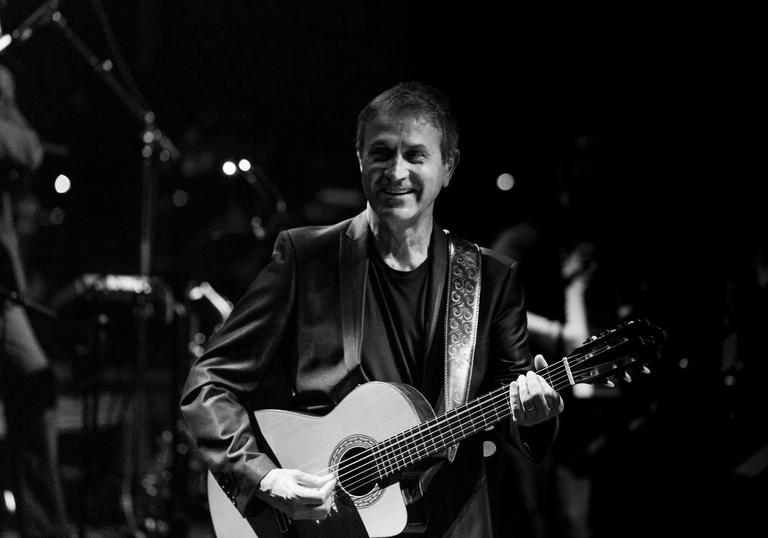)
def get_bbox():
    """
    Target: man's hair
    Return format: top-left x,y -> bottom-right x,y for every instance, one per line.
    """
355,81 -> 459,164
